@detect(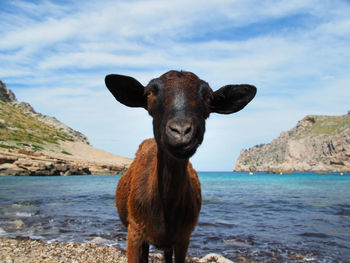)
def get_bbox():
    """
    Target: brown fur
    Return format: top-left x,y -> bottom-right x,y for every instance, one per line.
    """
116,138 -> 201,263
105,70 -> 256,263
